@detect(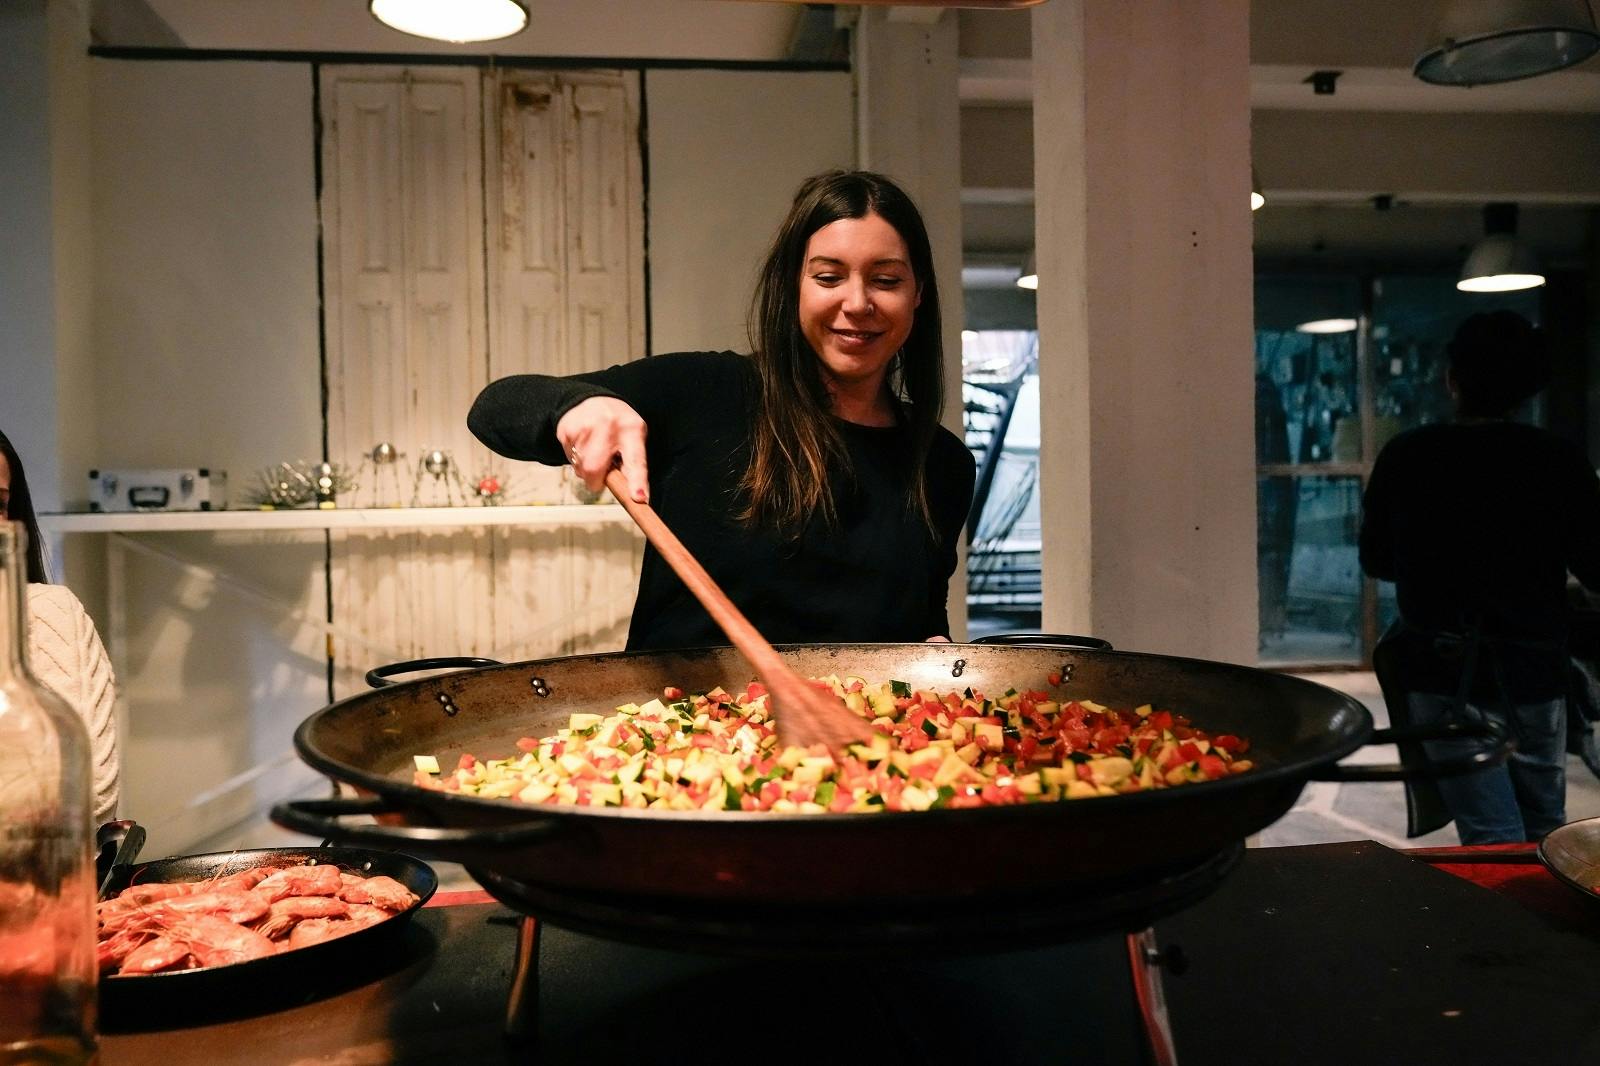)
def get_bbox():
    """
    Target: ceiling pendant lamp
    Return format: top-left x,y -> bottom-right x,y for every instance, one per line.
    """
1016,250 -> 1038,290
1251,167 -> 1265,212
1458,203 -> 1546,293
369,0 -> 529,43
1414,0 -> 1600,86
